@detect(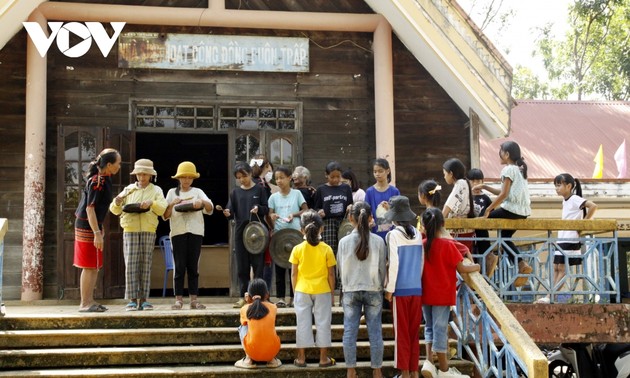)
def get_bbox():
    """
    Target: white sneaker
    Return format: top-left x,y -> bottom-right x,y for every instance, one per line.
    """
421,360 -> 438,378
437,367 -> 469,378
535,297 -> 550,304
